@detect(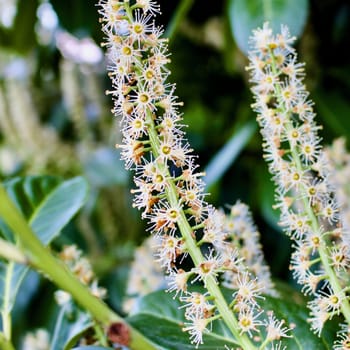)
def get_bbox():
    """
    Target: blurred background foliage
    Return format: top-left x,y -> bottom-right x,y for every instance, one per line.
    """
1,0 -> 350,346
